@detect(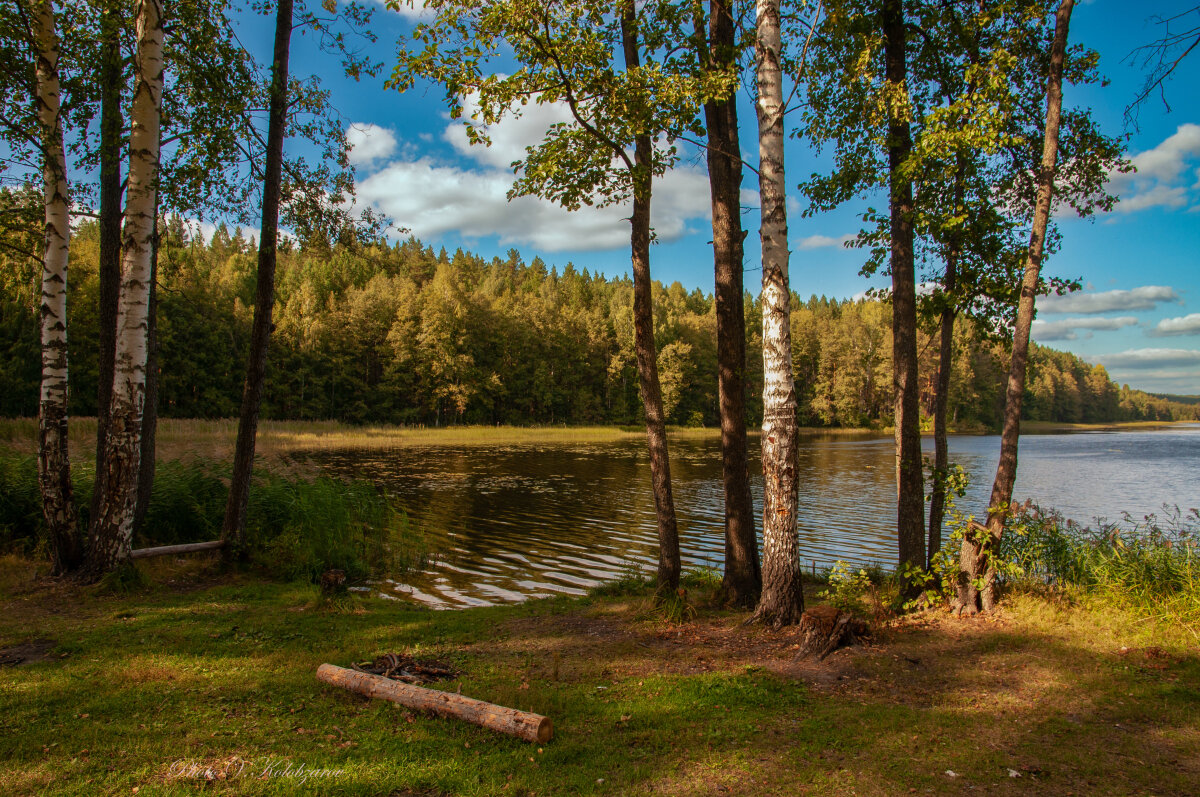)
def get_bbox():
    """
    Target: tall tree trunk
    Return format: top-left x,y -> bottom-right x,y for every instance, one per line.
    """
957,0 -> 1073,614
222,0 -> 294,551
31,0 -> 82,575
84,0 -> 164,580
929,159 -> 963,568
91,0 -> 124,531
882,0 -> 924,598
621,3 -> 681,593
752,0 -> 802,626
132,212 -> 159,538
697,0 -> 760,608
927,283 -> 955,569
